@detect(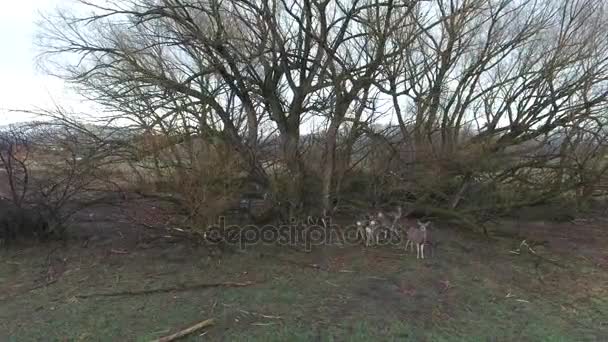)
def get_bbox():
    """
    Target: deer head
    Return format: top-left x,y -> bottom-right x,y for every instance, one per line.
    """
417,220 -> 431,231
